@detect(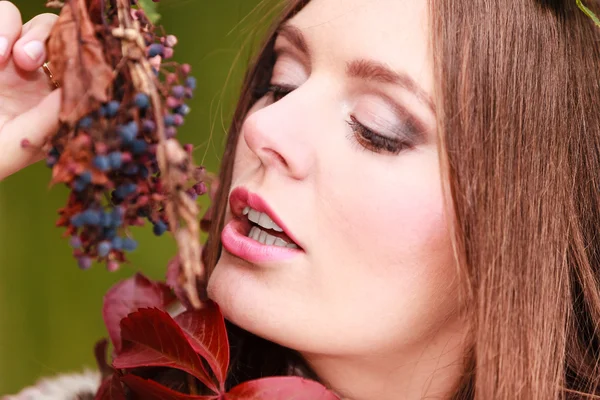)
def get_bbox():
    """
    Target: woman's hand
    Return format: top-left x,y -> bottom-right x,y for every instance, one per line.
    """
0,1 -> 60,181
